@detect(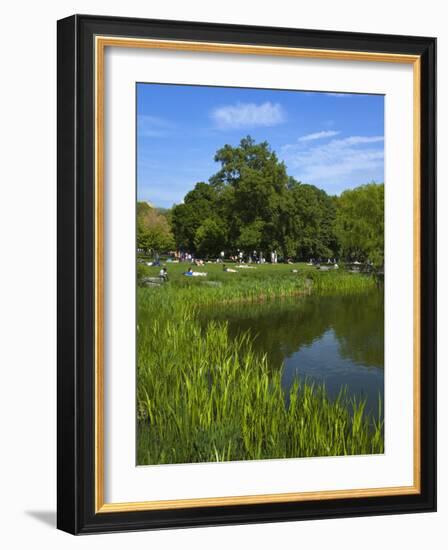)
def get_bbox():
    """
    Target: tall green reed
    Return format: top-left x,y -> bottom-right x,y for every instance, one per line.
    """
137,283 -> 383,465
